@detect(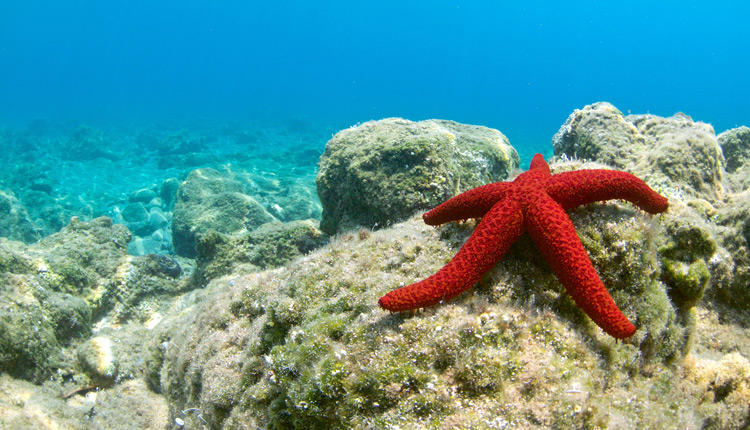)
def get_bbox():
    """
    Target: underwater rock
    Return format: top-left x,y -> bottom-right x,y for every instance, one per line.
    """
159,177 -> 180,209
0,275 -> 61,382
172,167 -> 276,258
553,102 -> 724,202
42,291 -> 92,344
150,209 -> 726,429
77,336 -> 118,385
715,193 -> 750,309
129,187 -> 158,204
121,202 -> 152,236
0,373 -> 168,429
718,126 -> 750,192
0,215 -> 191,381
0,188 -> 40,243
29,177 -> 53,194
194,219 -> 324,283
316,118 -> 520,235
683,352 -> 750,429
30,217 -> 131,298
62,126 -> 118,161
718,126 -> 750,173
148,207 -> 169,230
553,101 -> 645,164
122,203 -> 148,222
